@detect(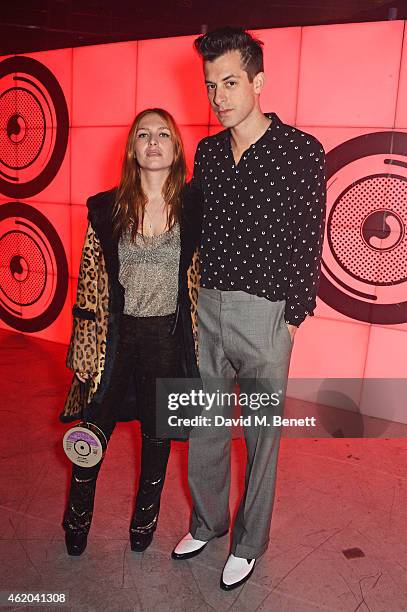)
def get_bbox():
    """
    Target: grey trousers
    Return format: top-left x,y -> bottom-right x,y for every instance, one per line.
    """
188,288 -> 293,559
